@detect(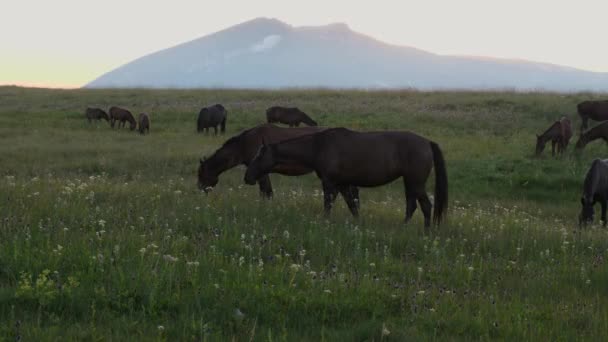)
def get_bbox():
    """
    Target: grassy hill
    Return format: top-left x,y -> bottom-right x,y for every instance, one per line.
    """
1,86 -> 607,340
